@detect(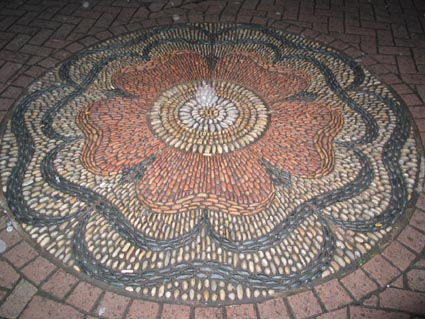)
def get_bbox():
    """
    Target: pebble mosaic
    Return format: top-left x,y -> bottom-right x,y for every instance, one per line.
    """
0,23 -> 421,306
